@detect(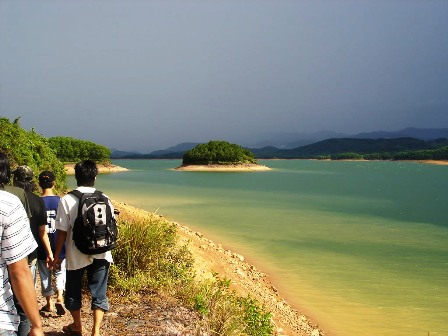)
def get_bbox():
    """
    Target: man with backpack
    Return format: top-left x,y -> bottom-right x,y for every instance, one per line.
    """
52,160 -> 117,336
